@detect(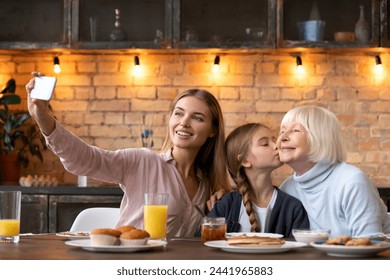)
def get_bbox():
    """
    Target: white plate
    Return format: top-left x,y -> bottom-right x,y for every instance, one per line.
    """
65,239 -> 167,252
226,232 -> 284,238
204,240 -> 305,254
310,241 -> 390,257
56,231 -> 90,239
